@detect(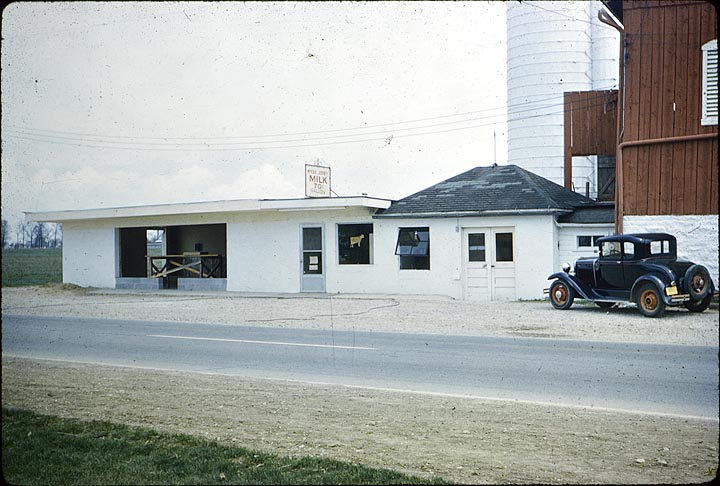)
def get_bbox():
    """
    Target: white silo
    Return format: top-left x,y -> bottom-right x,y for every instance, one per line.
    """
506,0 -> 619,198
